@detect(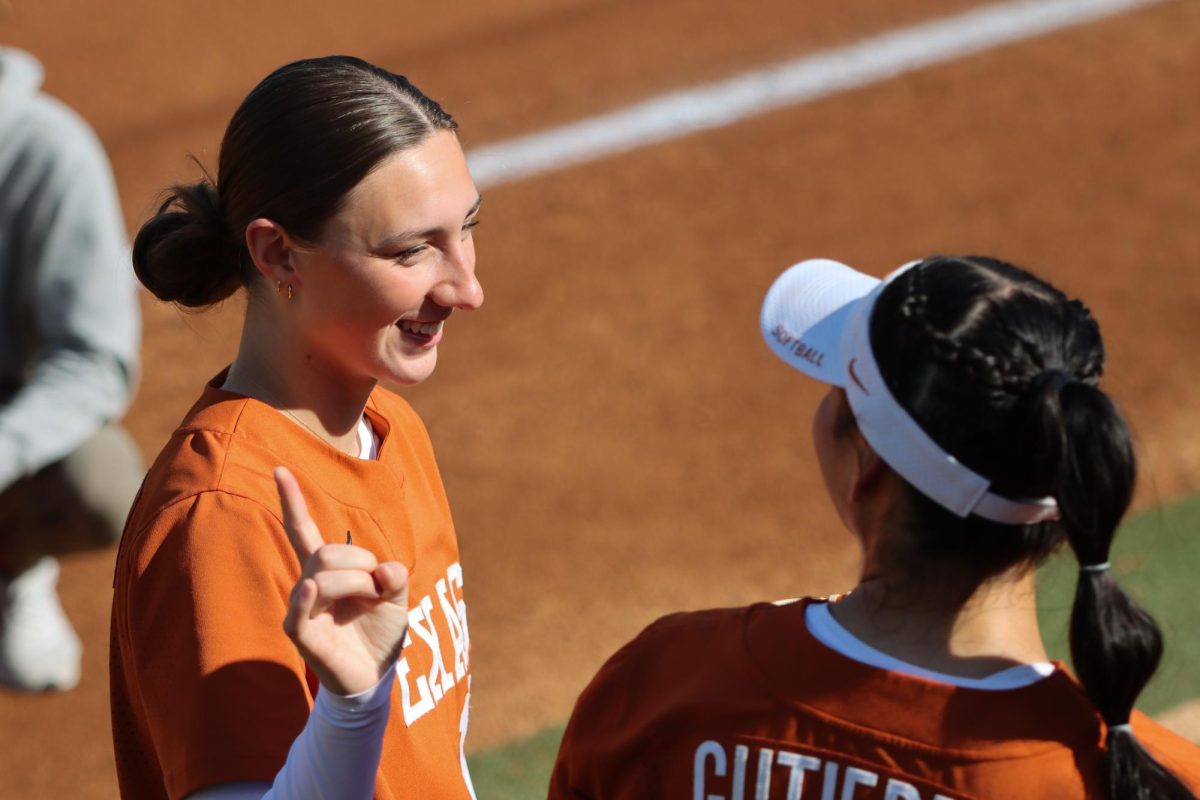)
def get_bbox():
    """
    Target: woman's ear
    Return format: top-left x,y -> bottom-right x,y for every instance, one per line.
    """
244,218 -> 299,287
